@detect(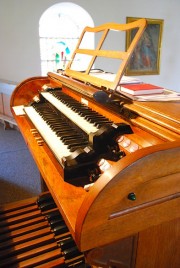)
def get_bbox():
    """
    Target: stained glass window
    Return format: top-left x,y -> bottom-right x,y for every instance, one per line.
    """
39,2 -> 94,75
